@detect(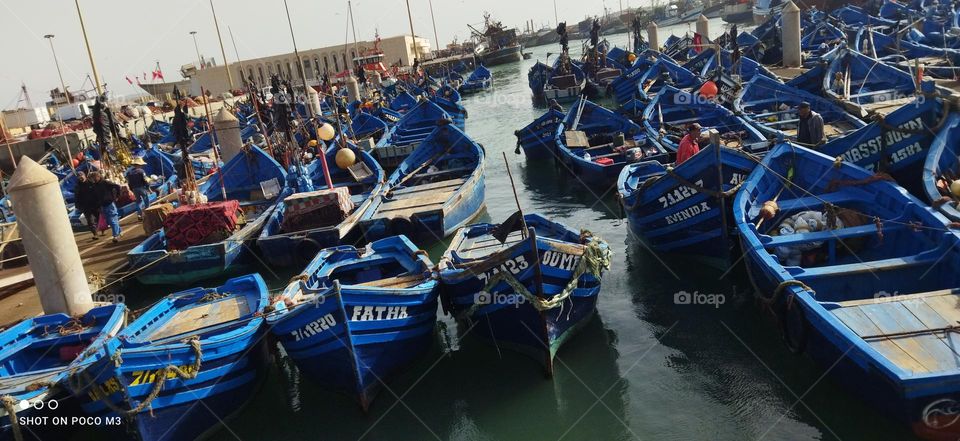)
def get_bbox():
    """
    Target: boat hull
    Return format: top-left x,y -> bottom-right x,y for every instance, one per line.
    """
480,46 -> 522,66
619,146 -> 757,269
269,284 -> 439,410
